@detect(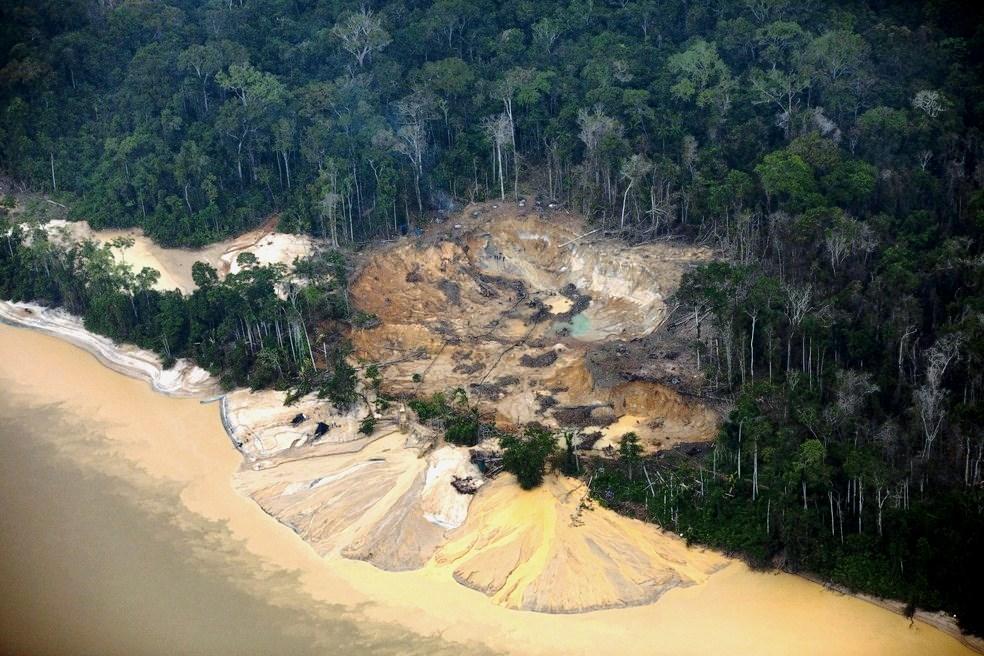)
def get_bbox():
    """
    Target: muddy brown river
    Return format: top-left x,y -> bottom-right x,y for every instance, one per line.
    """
0,322 -> 976,656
